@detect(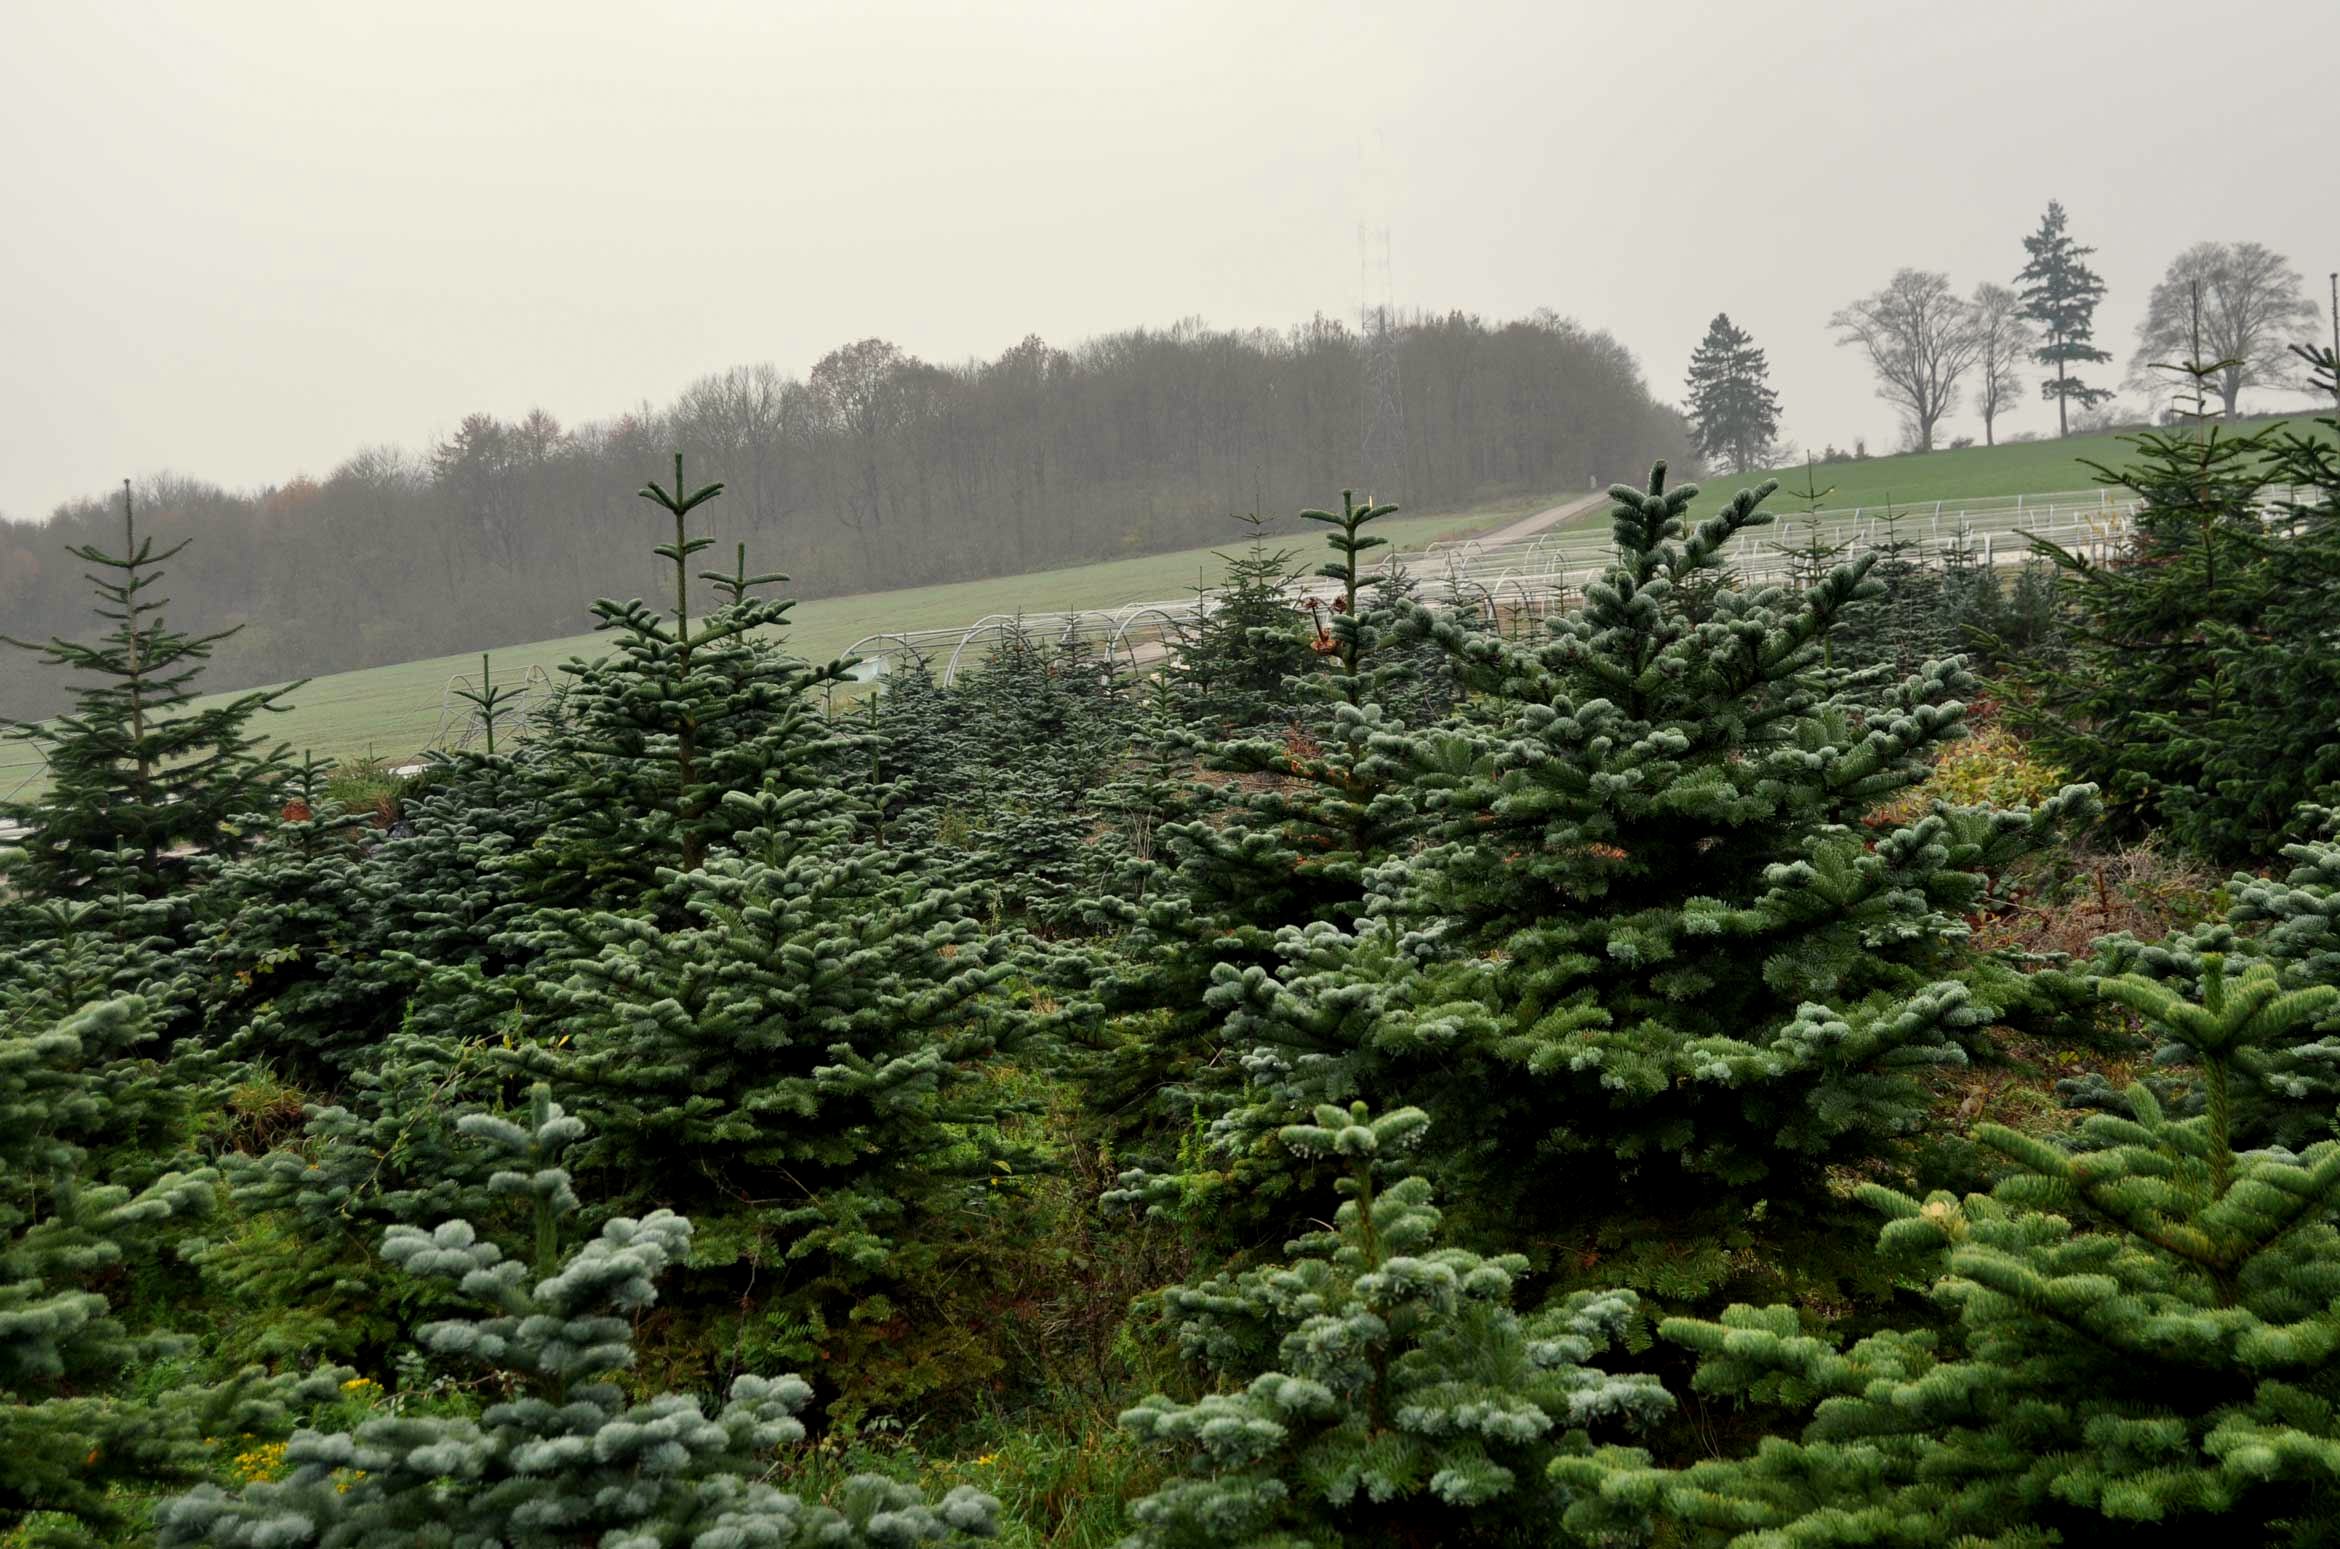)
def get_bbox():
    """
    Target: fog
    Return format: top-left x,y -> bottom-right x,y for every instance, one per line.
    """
3,0 -> 2335,523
